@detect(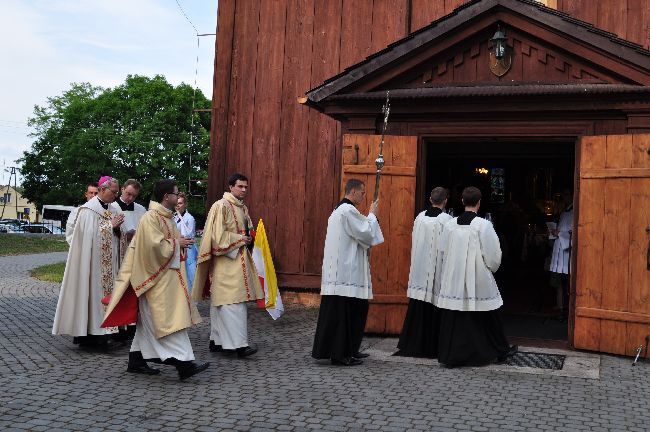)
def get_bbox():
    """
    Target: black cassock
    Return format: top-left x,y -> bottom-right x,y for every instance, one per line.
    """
437,211 -> 511,367
312,295 -> 368,362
